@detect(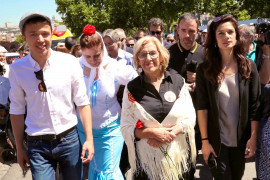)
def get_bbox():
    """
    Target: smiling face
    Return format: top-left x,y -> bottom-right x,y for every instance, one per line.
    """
82,44 -> 104,67
22,21 -> 52,60
138,41 -> 161,75
215,21 -> 237,51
